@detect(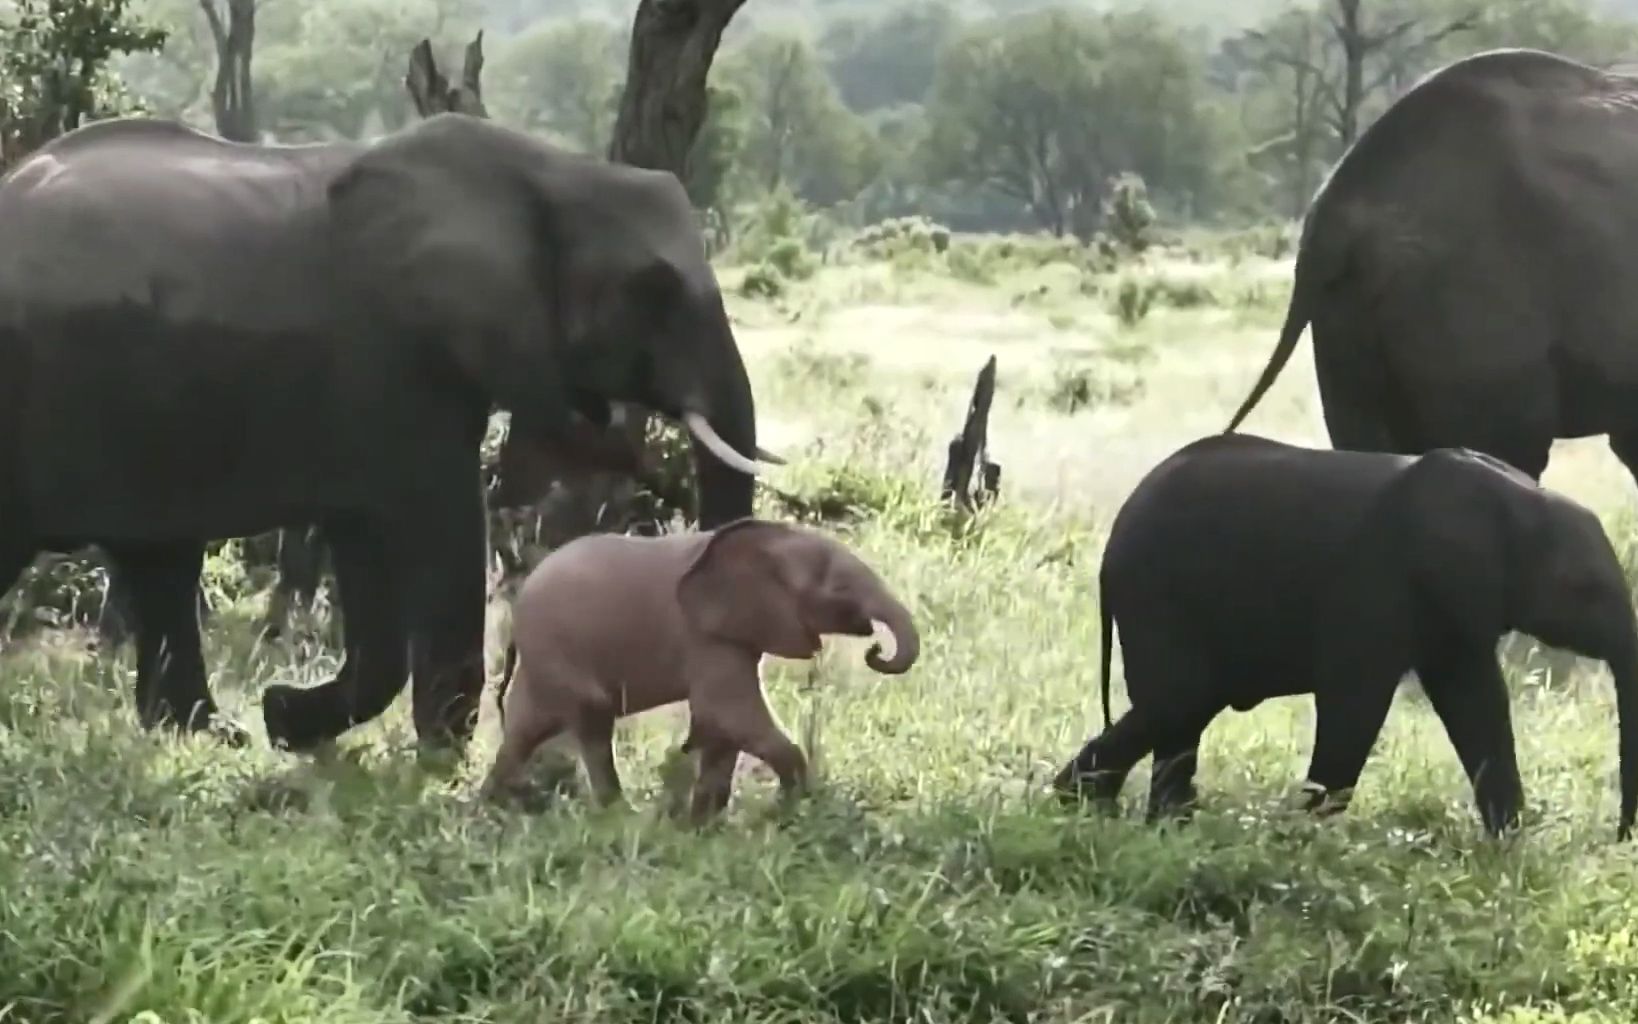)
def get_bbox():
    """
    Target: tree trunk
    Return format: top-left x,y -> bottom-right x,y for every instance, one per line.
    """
606,0 -> 750,175
405,32 -> 488,117
1334,0 -> 1365,147
200,0 -> 258,142
941,356 -> 1002,511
